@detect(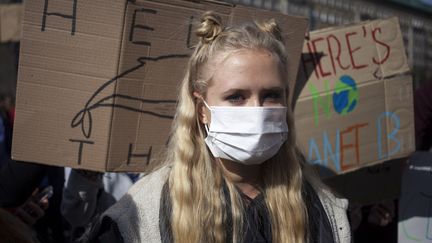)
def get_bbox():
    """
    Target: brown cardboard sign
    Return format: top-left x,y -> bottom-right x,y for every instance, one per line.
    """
12,0 -> 308,171
0,4 -> 23,43
294,18 -> 415,175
